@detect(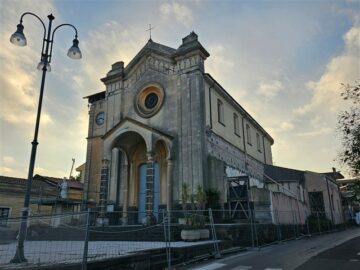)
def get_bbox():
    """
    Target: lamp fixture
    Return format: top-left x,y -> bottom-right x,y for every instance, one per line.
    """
10,23 -> 27,46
